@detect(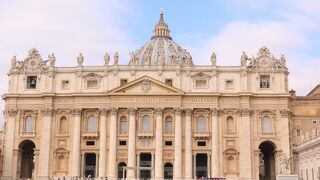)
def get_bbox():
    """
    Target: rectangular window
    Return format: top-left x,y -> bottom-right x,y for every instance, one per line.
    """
120,79 -> 128,86
26,76 -> 37,89
225,79 -> 234,89
312,120 -> 317,125
260,75 -> 270,89
86,141 -> 95,146
165,79 -> 173,86
87,80 -> 98,88
165,141 -> 172,146
197,141 -> 206,146
61,80 -> 70,90
120,120 -> 127,134
165,120 -> 173,134
195,79 -> 207,88
119,140 -> 127,146
296,129 -> 301,137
